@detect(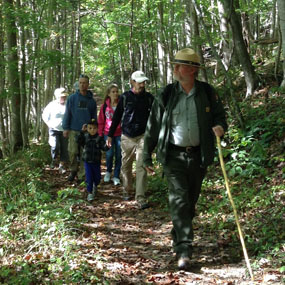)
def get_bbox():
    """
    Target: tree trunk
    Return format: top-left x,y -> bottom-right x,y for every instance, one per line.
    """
217,0 -> 233,72
0,8 -> 9,157
3,0 -> 23,152
16,0 -> 29,148
271,0 -> 277,38
147,1 -> 158,91
277,0 -> 285,88
223,0 -> 258,97
193,2 -> 245,131
188,0 -> 207,82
